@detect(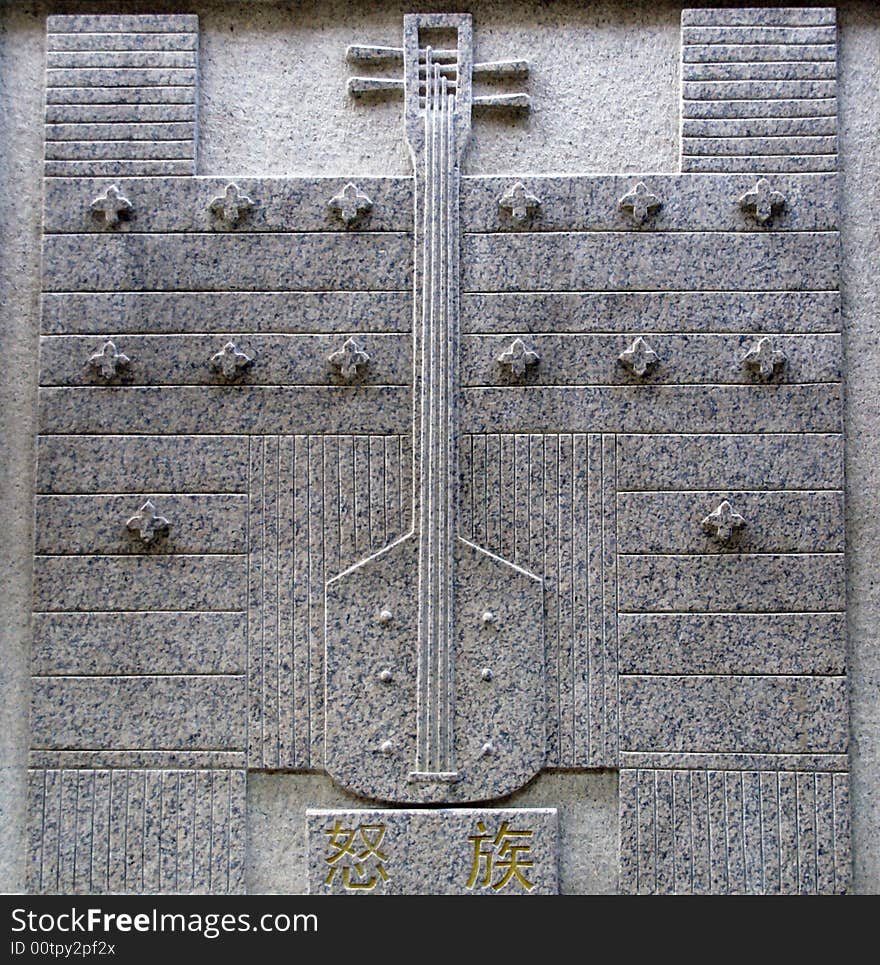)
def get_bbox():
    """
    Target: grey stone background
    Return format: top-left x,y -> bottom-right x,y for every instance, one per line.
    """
1,0 -> 876,893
